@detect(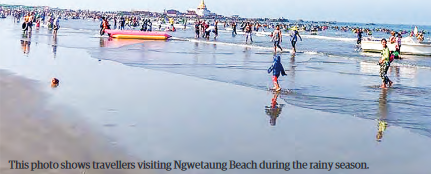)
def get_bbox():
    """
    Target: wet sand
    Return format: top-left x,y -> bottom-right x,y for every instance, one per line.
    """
1,18 -> 431,174
0,71 -> 148,174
